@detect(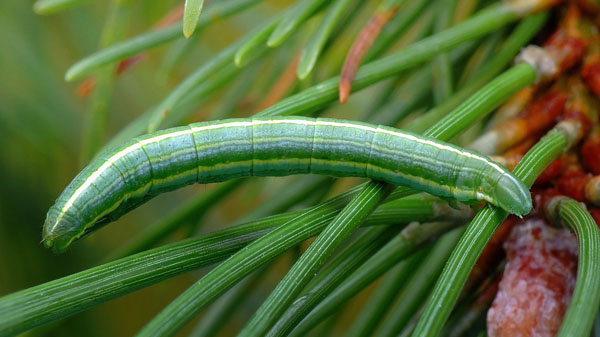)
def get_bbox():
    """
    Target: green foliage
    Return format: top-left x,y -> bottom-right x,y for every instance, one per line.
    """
1,1 -> 597,337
